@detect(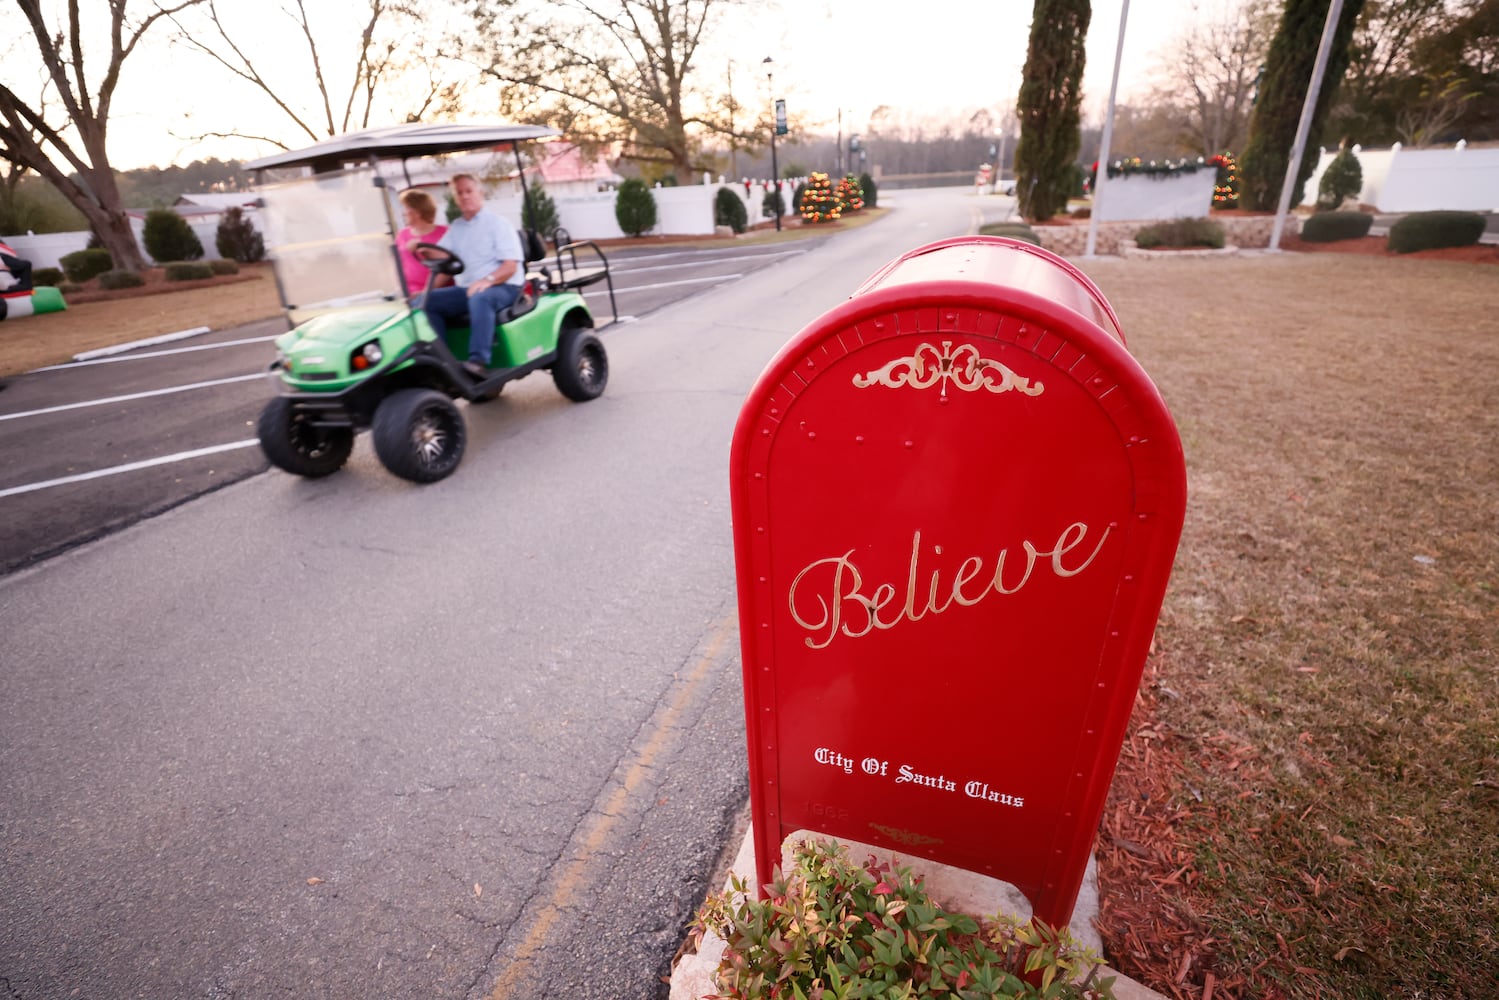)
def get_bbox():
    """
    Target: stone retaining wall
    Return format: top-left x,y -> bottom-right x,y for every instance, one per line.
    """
1031,214 -> 1301,257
